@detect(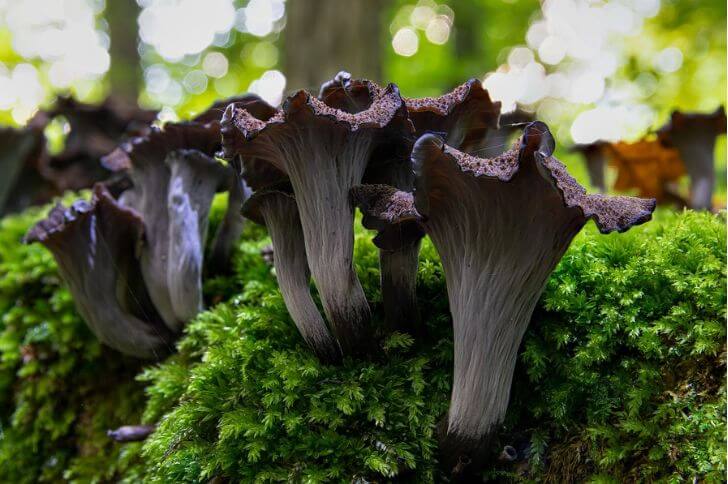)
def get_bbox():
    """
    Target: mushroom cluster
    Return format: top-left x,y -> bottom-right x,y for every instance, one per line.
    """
25,98 -> 255,358
25,73 -> 656,468
0,96 -> 157,216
